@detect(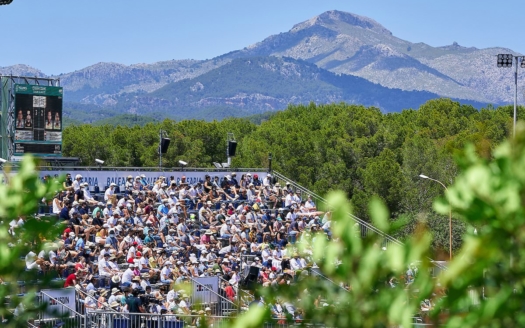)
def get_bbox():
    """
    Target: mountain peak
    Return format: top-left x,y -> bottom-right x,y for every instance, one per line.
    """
437,41 -> 477,51
0,64 -> 46,77
291,10 -> 392,35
